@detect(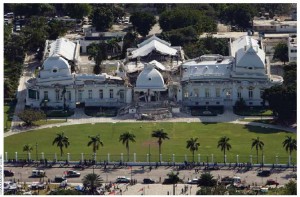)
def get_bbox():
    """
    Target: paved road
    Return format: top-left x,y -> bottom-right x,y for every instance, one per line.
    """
4,165 -> 295,187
